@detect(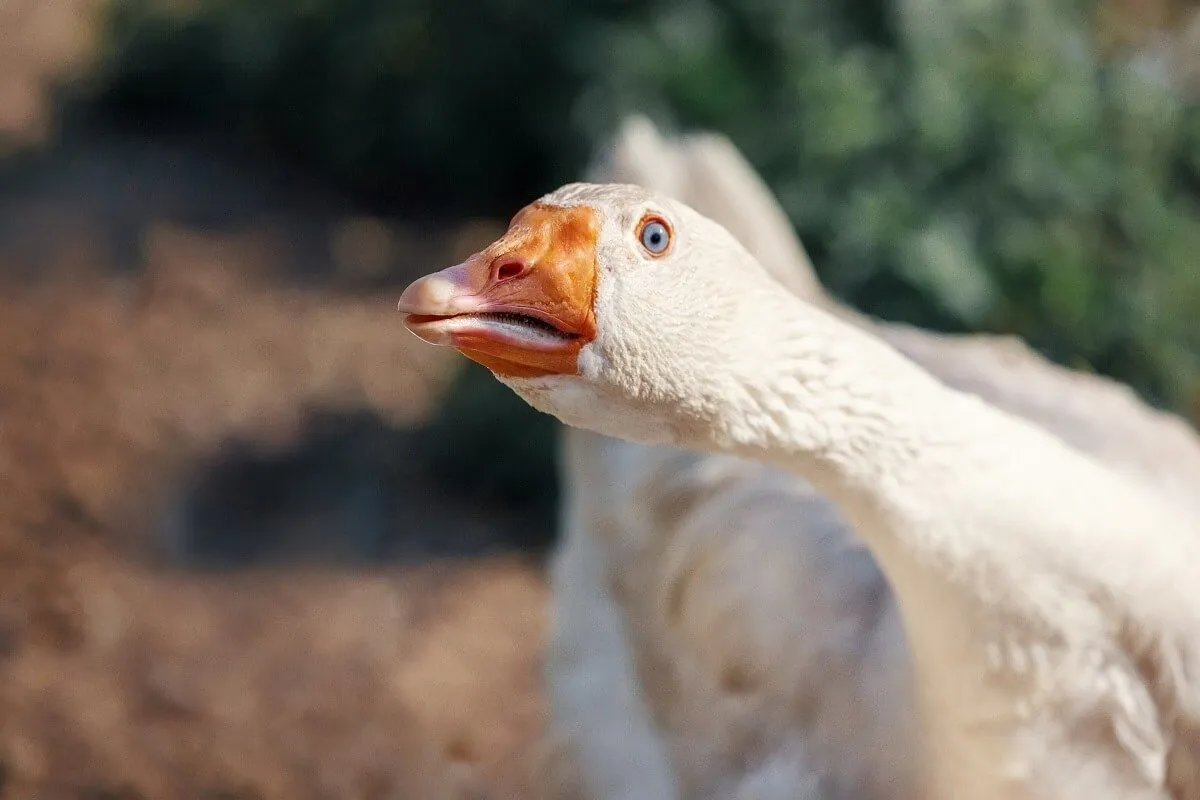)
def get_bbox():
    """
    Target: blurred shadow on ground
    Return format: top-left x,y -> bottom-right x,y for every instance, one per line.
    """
166,408 -> 556,569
